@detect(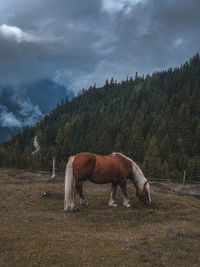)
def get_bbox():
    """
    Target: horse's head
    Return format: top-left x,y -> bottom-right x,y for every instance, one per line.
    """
136,181 -> 151,206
